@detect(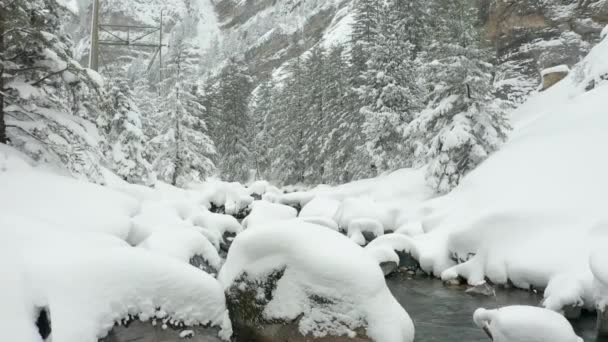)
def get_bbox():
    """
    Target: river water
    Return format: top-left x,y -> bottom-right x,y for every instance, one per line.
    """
386,272 -> 606,342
